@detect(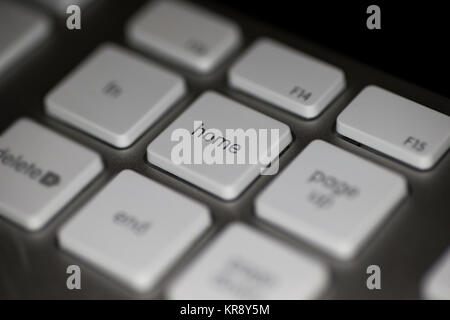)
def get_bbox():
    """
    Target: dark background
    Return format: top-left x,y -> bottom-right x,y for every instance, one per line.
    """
212,0 -> 449,100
